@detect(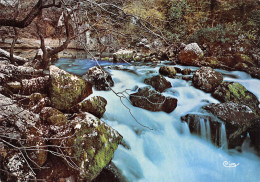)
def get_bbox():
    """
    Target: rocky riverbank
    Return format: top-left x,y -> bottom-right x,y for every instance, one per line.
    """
0,57 -> 122,181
